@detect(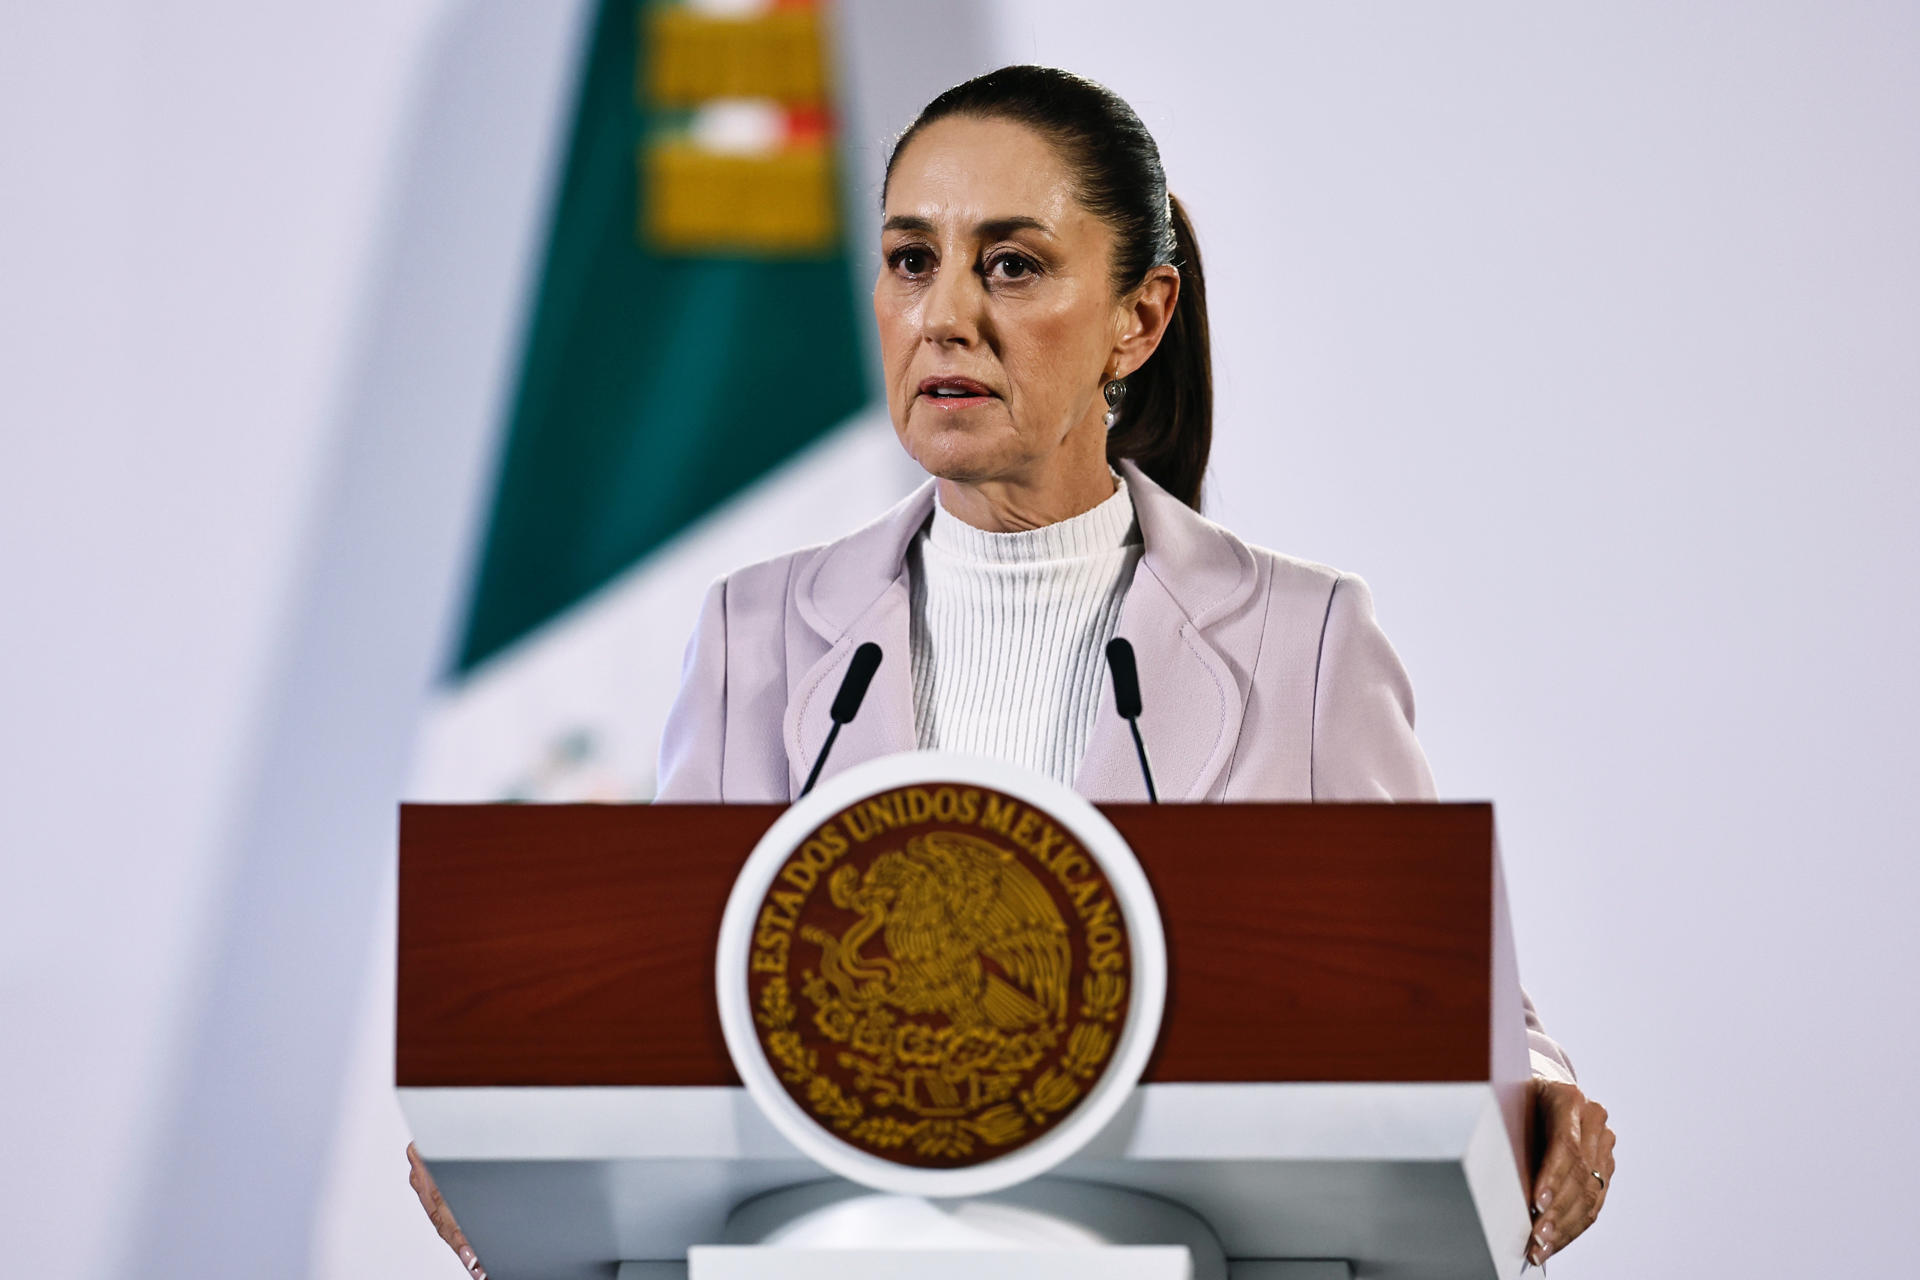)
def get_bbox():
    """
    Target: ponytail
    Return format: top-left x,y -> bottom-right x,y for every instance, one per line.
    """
886,67 -> 1214,509
1105,193 -> 1211,509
